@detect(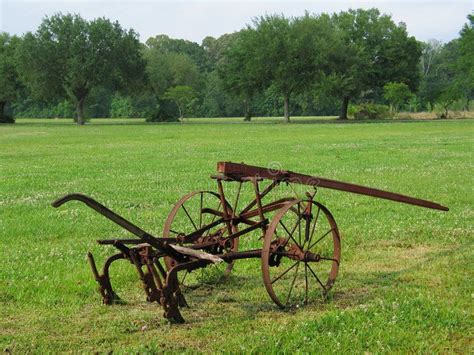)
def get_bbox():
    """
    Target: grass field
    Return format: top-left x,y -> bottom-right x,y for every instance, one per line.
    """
1,118 -> 473,353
